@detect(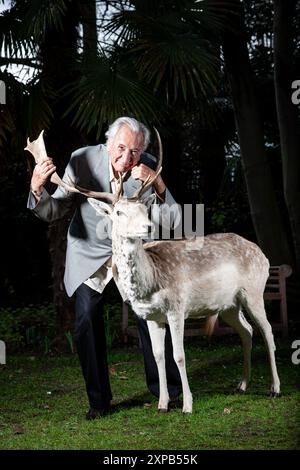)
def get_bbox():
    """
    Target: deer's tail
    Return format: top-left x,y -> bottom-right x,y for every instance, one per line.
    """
204,314 -> 219,337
